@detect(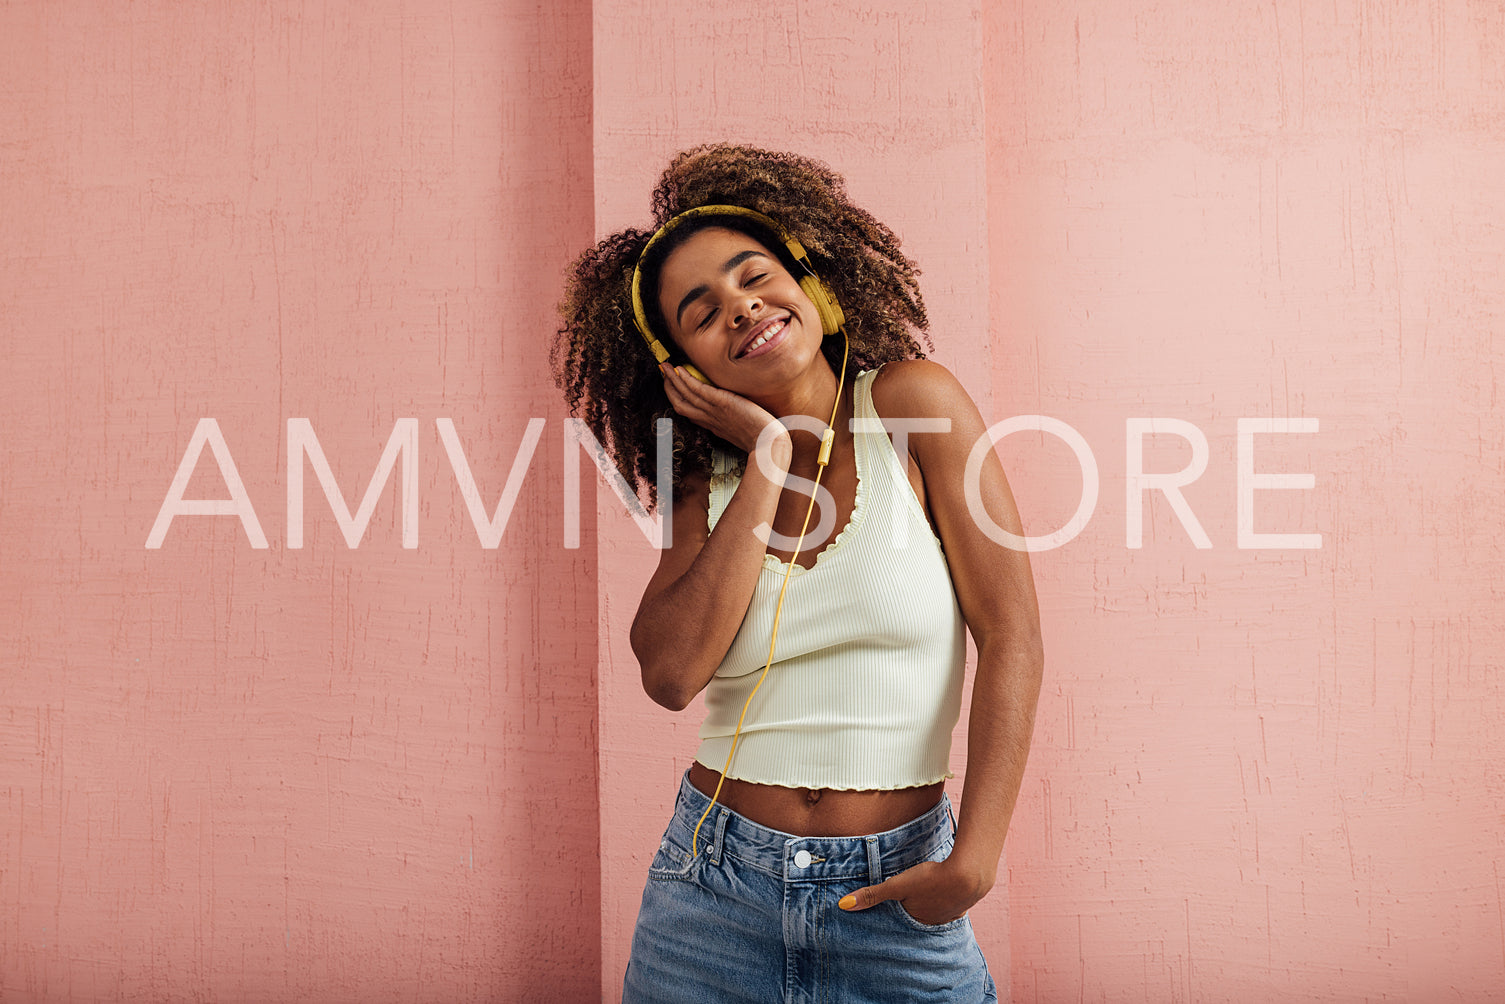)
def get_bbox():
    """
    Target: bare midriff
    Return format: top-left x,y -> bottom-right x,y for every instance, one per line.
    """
688,760 -> 945,838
